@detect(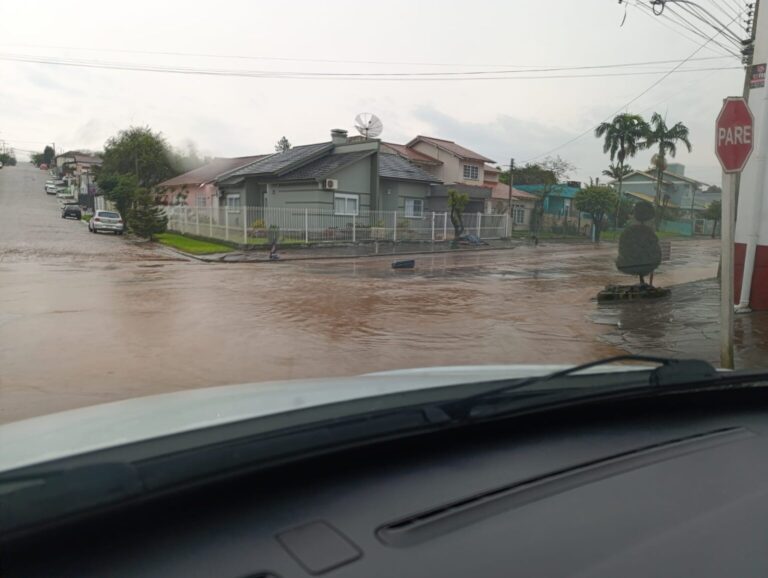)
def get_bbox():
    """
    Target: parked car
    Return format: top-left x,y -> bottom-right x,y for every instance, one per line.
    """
89,210 -> 124,235
61,204 -> 82,220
